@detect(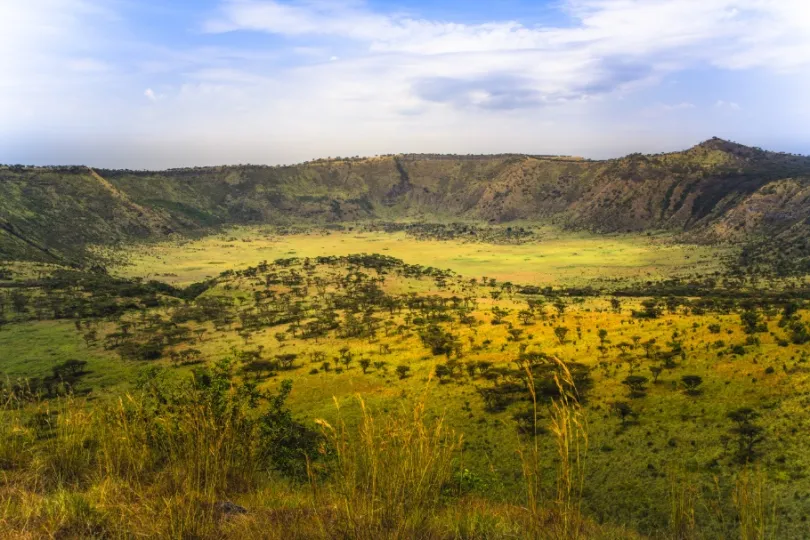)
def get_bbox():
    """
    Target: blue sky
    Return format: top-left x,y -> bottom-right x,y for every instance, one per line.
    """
2,0 -> 809,168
